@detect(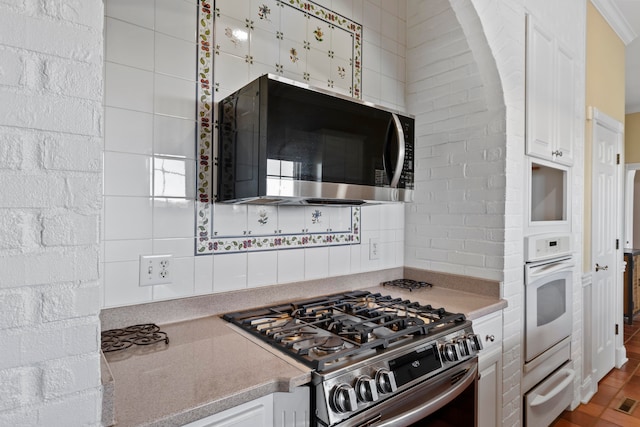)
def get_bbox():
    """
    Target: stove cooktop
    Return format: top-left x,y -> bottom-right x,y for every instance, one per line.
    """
222,289 -> 466,371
